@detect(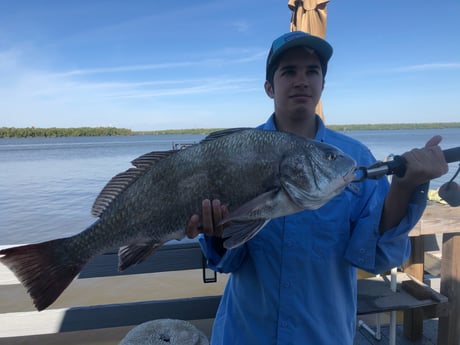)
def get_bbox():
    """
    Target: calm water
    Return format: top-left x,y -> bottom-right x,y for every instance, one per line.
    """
1,129 -> 459,245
